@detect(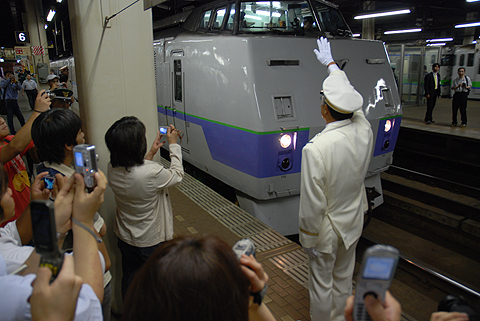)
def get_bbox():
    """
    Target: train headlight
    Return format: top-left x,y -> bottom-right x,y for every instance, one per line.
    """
280,134 -> 292,148
384,119 -> 392,132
